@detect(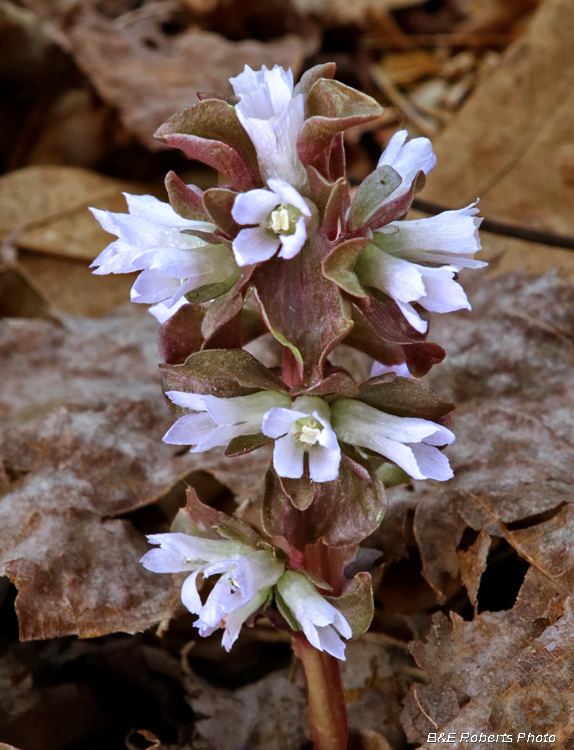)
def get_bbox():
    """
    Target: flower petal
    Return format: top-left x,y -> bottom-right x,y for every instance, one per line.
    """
232,189 -> 279,225
202,391 -> 291,427
418,266 -> 471,314
165,391 -> 207,411
376,204 -> 484,268
273,433 -> 306,479
148,297 -> 188,323
262,407 -> 304,438
316,625 -> 347,660
232,226 -> 280,266
308,443 -> 341,482
181,569 -> 205,614
278,215 -> 307,260
377,129 -> 436,202
162,412 -> 217,445
221,588 -> 269,652
267,179 -> 311,216
408,442 -> 453,481
371,361 -> 412,379
130,269 -> 181,304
